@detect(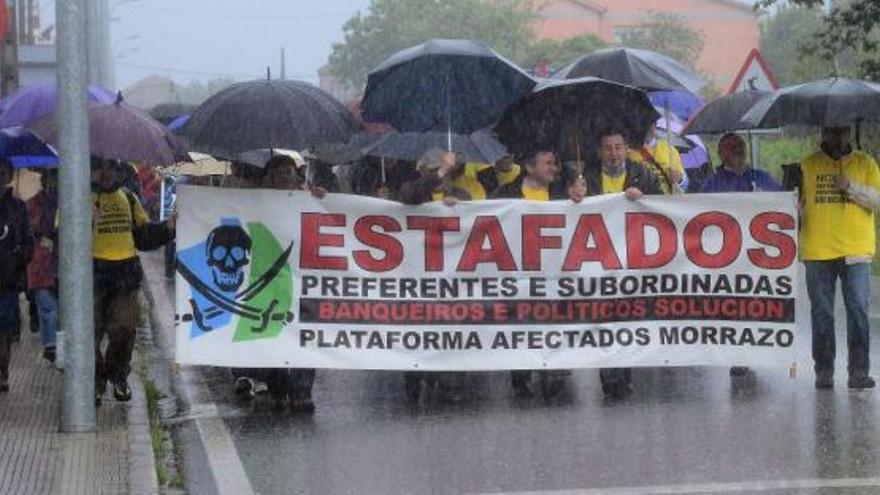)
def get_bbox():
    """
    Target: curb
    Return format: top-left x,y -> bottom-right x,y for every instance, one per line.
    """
128,371 -> 161,495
